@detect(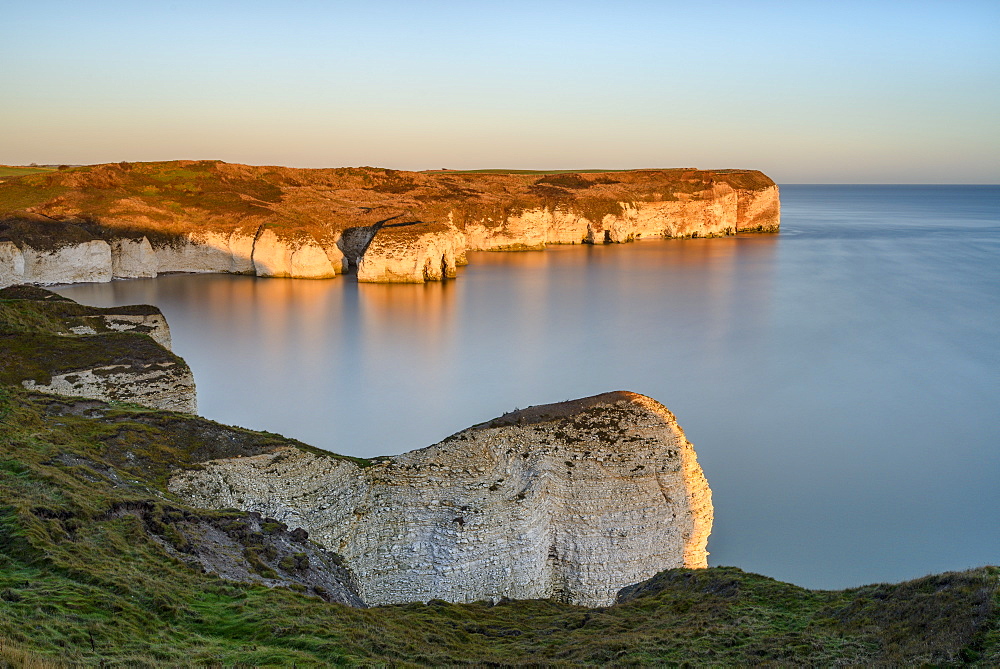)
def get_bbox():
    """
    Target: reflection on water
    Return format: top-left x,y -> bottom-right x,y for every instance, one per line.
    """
54,186 -> 1000,590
